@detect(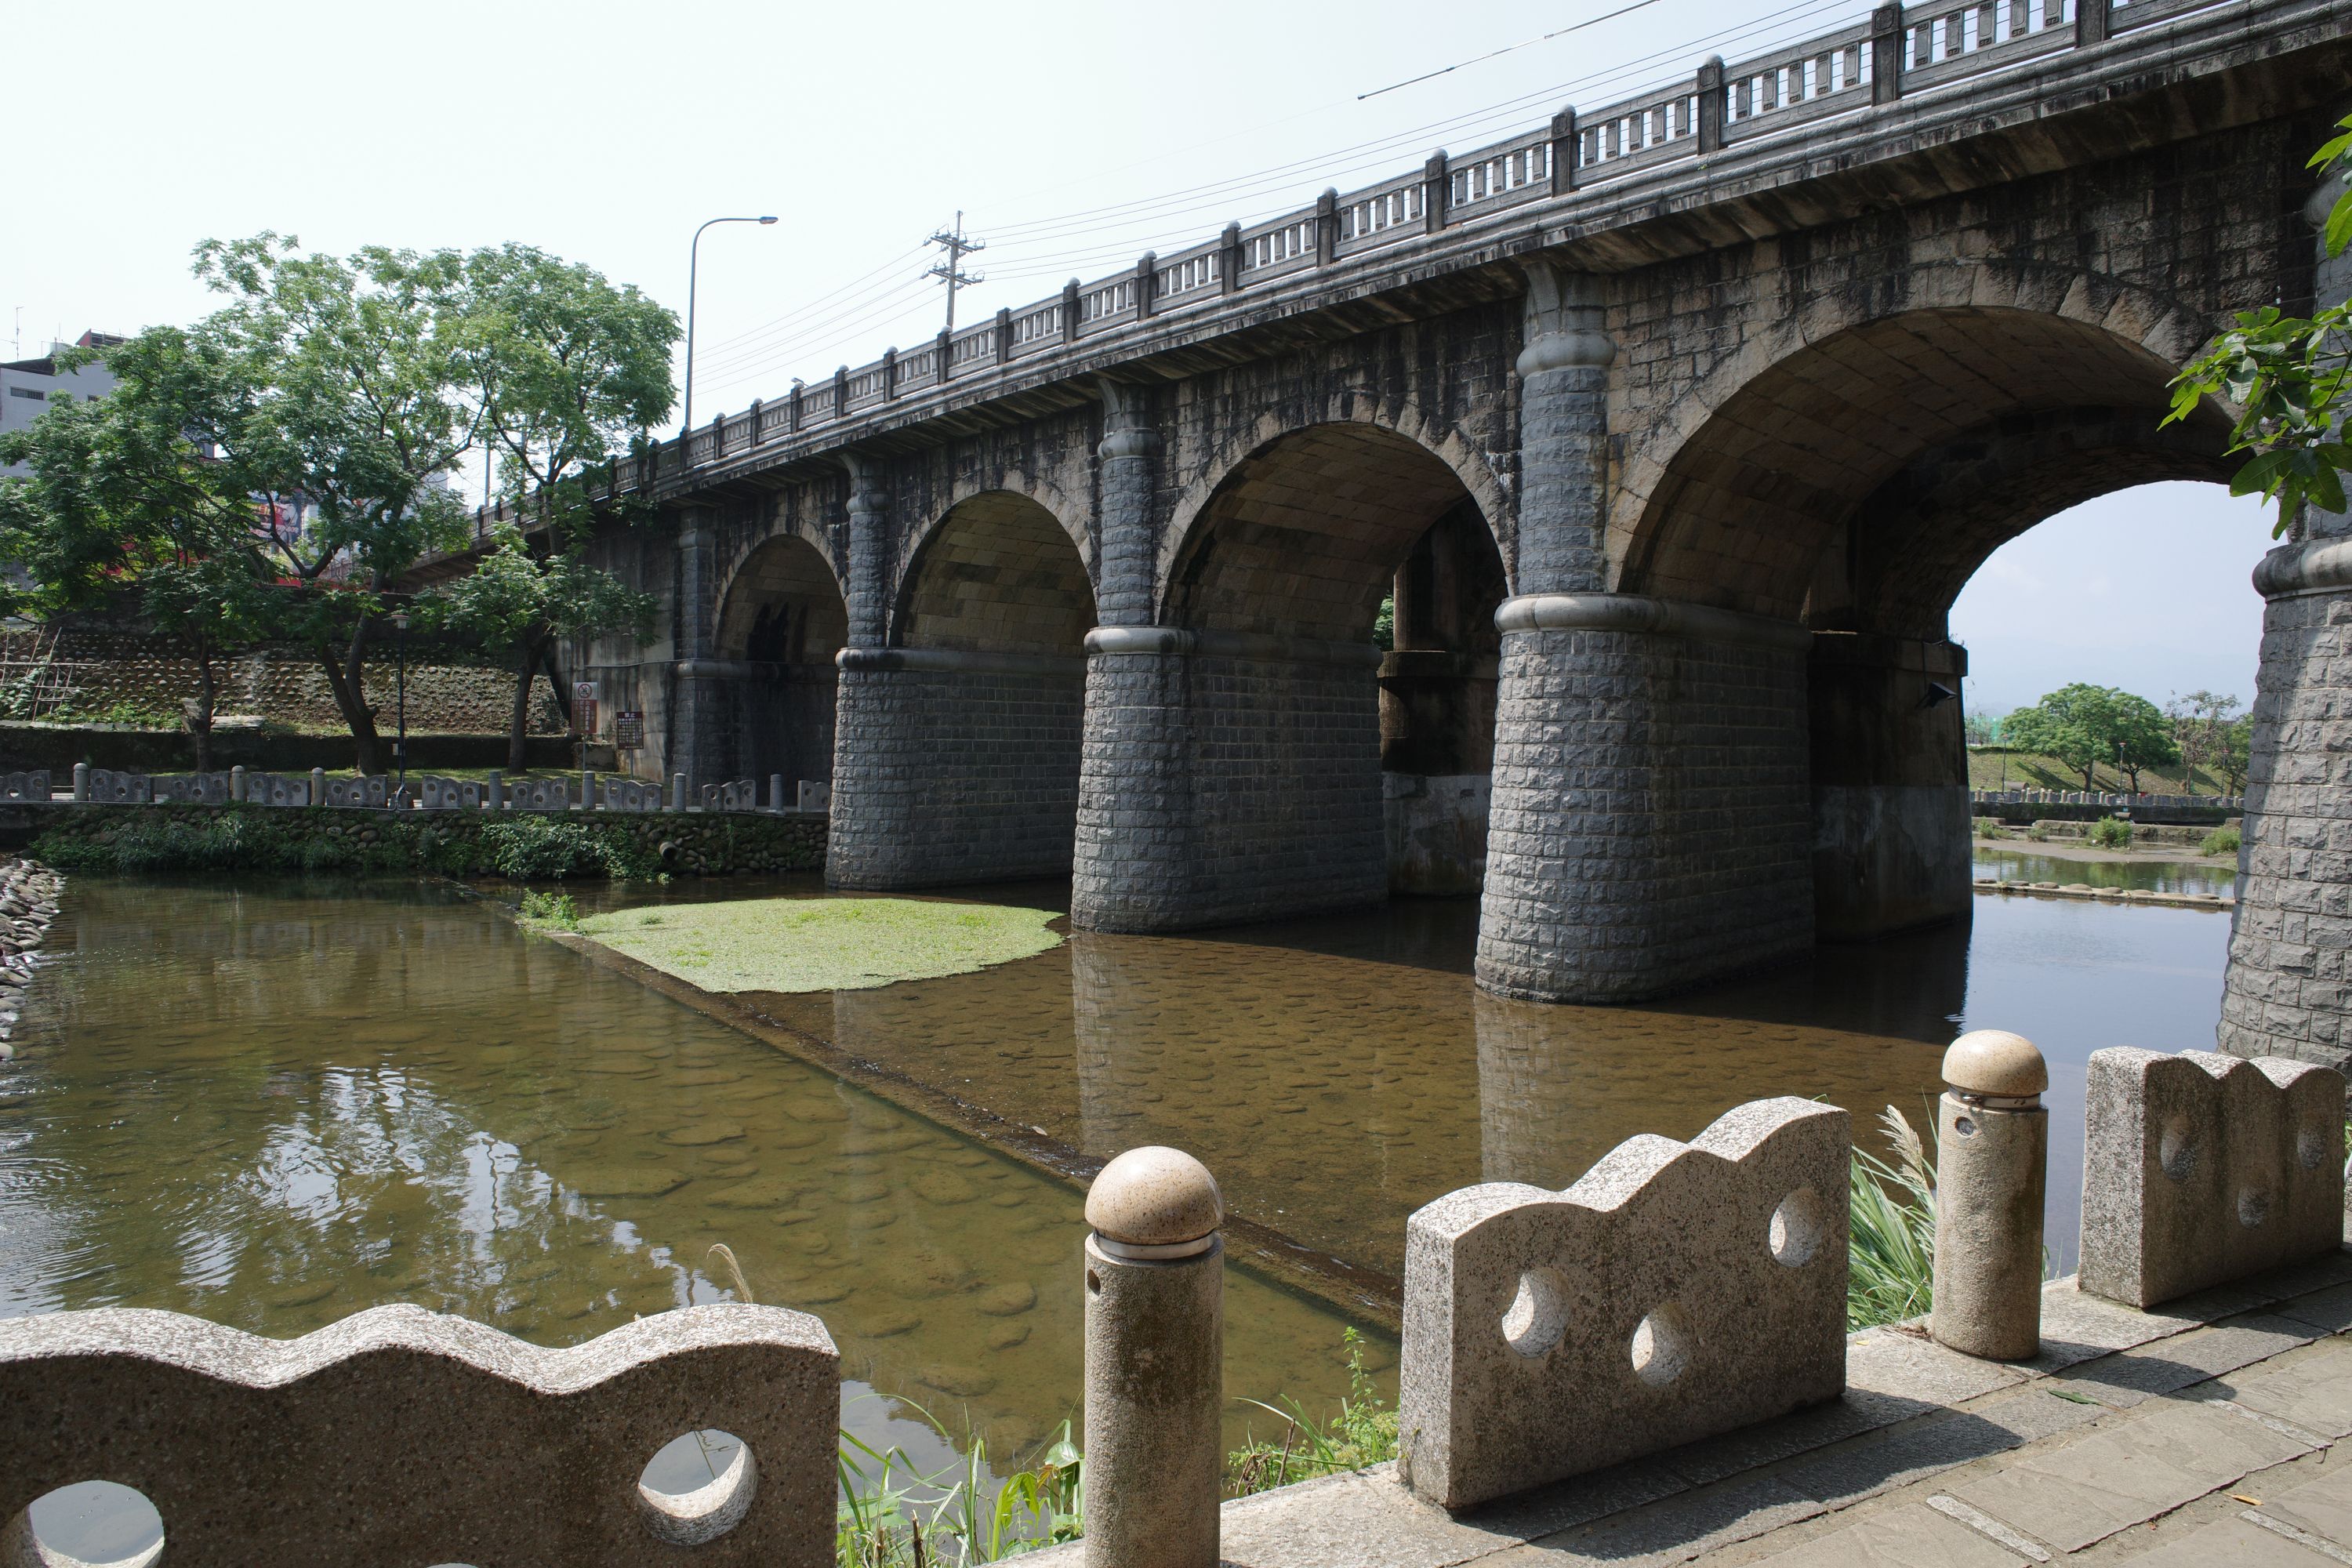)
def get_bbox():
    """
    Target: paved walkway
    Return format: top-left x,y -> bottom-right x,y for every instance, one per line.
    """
1035,1250 -> 2352,1566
